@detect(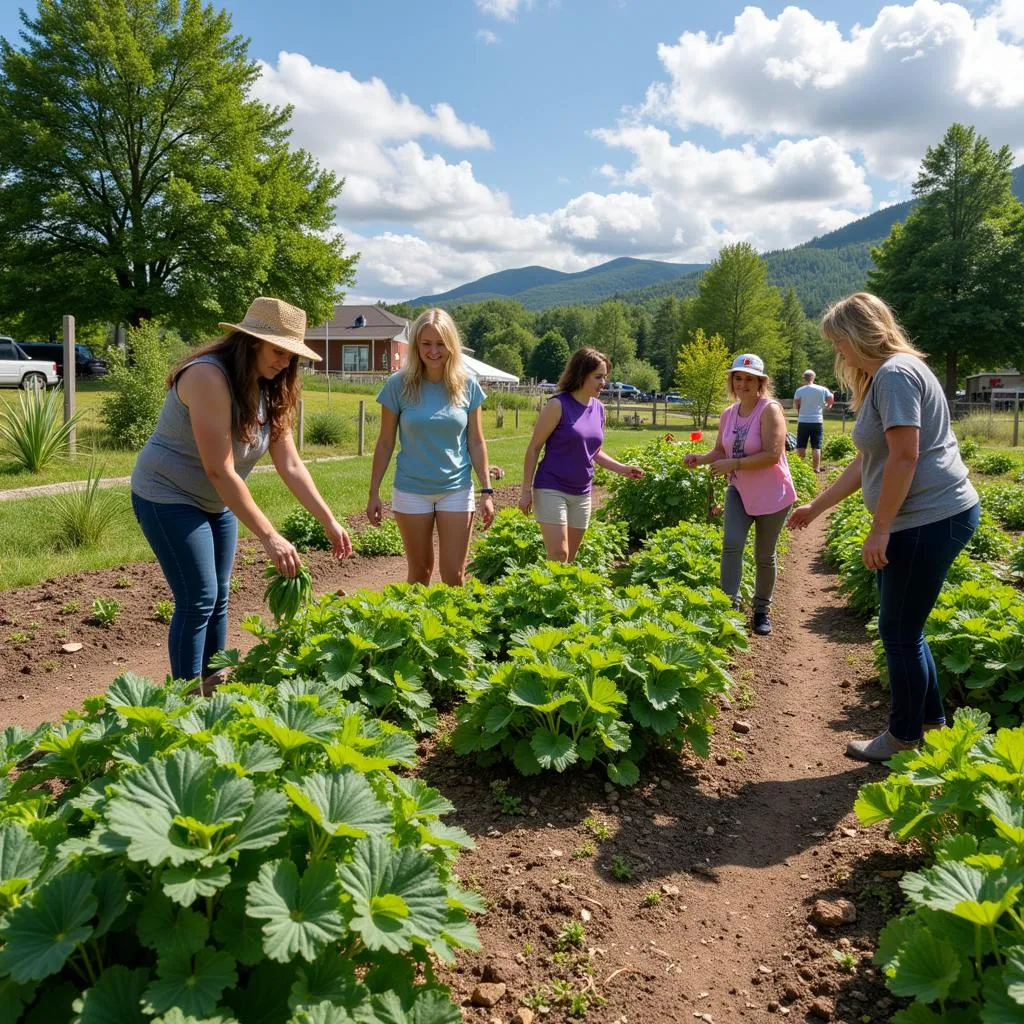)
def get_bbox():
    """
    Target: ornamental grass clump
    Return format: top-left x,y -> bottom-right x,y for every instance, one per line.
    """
0,384 -> 83,472
48,465 -> 131,549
